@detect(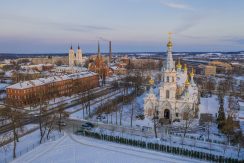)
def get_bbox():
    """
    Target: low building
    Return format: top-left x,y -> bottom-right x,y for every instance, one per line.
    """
21,64 -> 54,71
31,57 -> 68,65
12,69 -> 41,83
54,66 -> 88,74
6,71 -> 99,106
205,65 -> 216,76
110,66 -> 128,75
